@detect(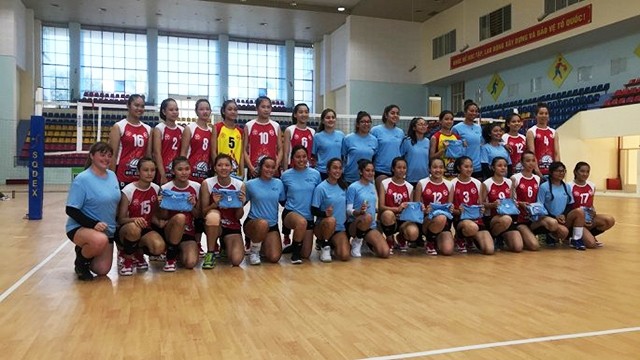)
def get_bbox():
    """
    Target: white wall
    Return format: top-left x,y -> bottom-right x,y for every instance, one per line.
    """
422,0 -> 640,83
329,21 -> 348,91
348,16 -> 423,84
